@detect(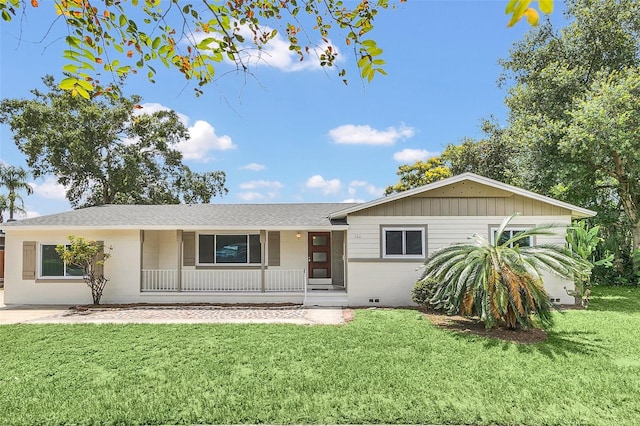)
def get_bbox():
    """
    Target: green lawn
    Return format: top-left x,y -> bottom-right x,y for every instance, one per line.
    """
1,287 -> 640,425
